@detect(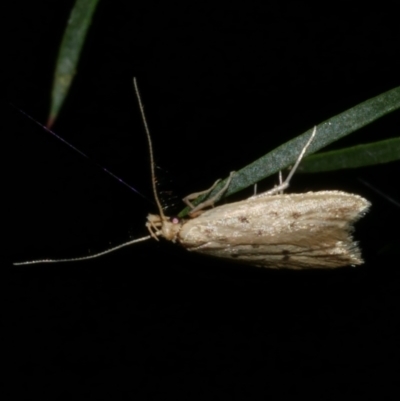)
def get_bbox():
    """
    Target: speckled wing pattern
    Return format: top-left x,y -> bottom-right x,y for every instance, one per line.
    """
178,191 -> 370,269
